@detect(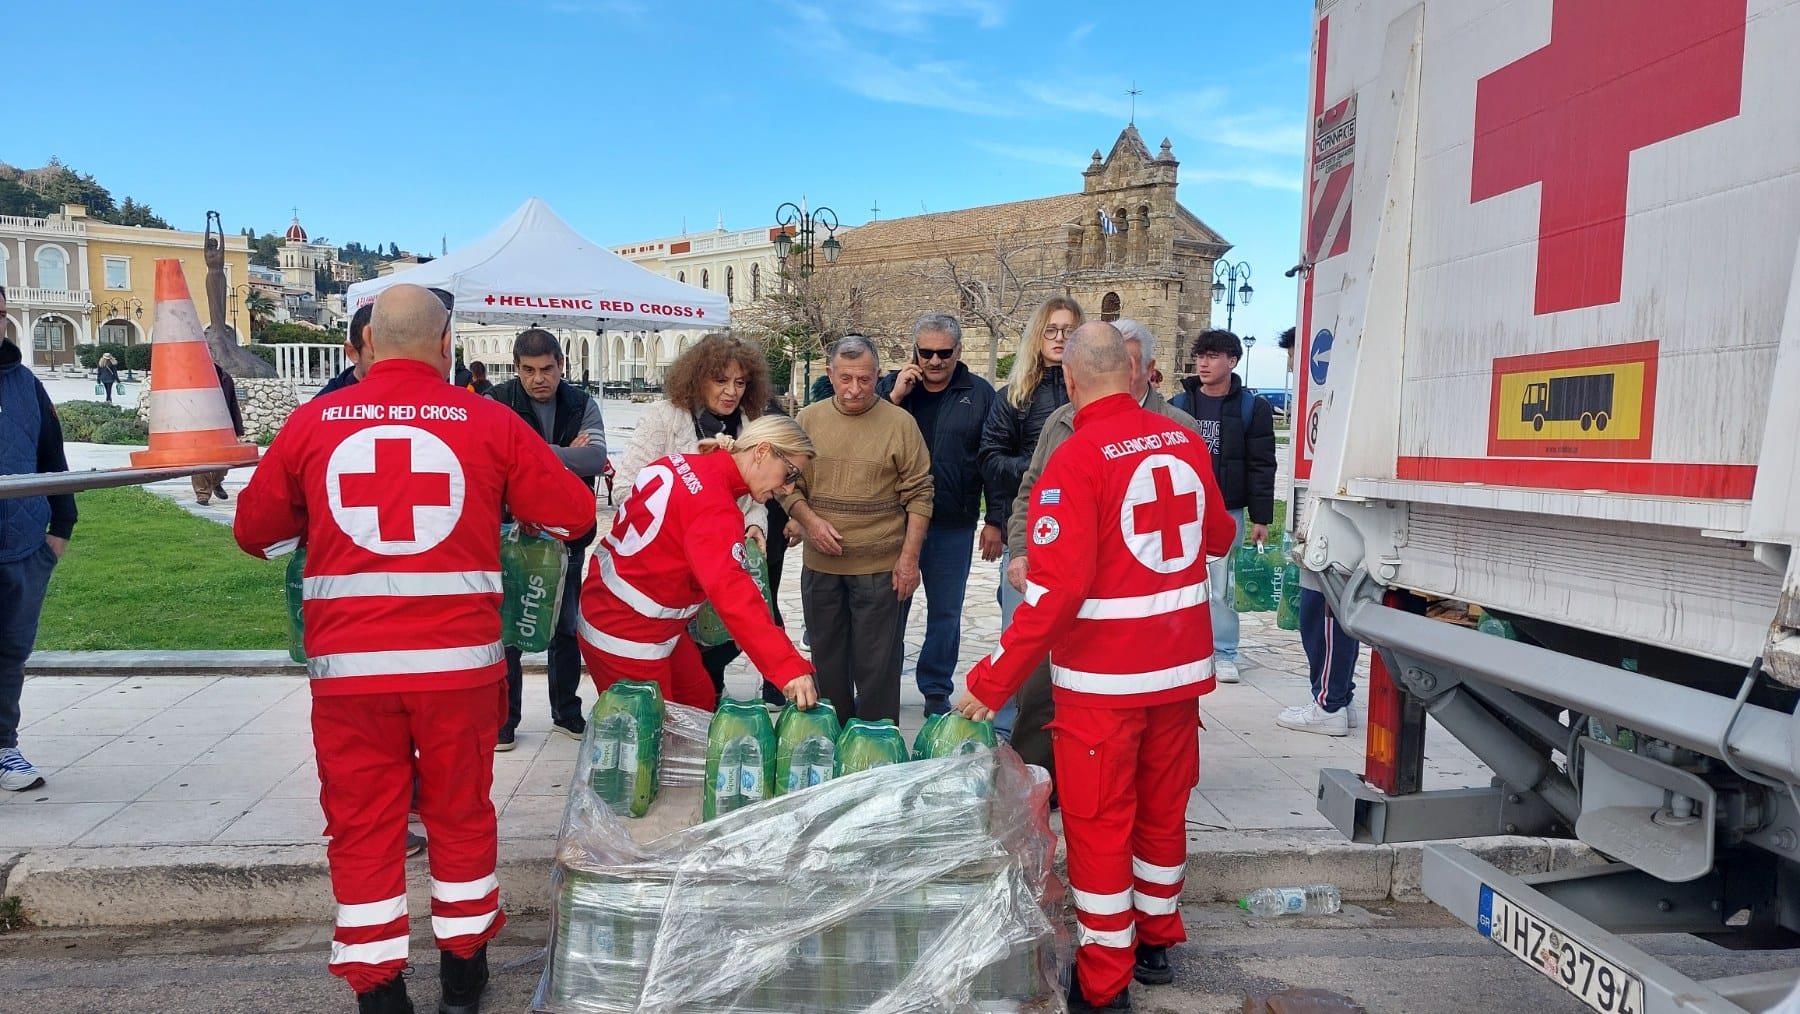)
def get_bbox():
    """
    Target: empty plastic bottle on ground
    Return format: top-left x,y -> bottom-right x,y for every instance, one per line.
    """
284,547 -> 307,664
835,719 -> 909,777
774,700 -> 841,795
1234,537 -> 1283,613
501,523 -> 568,653
1240,884 -> 1341,917
1275,535 -> 1301,631
589,680 -> 665,818
691,538 -> 773,648
704,698 -> 777,819
1477,610 -> 1516,640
